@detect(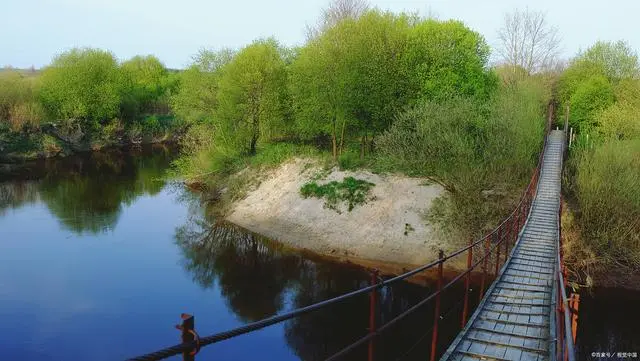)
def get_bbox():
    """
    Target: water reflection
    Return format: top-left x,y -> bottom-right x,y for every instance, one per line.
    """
0,145 -> 176,234
174,204 -> 480,361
